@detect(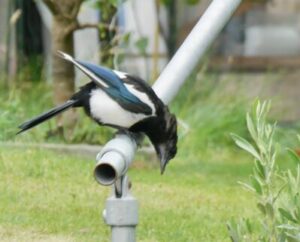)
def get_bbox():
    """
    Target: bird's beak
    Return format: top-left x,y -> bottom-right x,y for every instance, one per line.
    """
157,144 -> 168,174
160,157 -> 168,175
